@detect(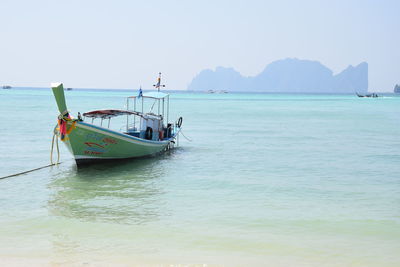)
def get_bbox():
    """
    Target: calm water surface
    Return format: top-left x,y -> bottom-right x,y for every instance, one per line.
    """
0,88 -> 399,266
